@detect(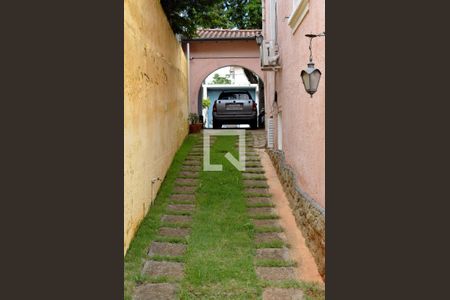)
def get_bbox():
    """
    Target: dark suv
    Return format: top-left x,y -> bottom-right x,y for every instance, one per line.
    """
212,91 -> 258,129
